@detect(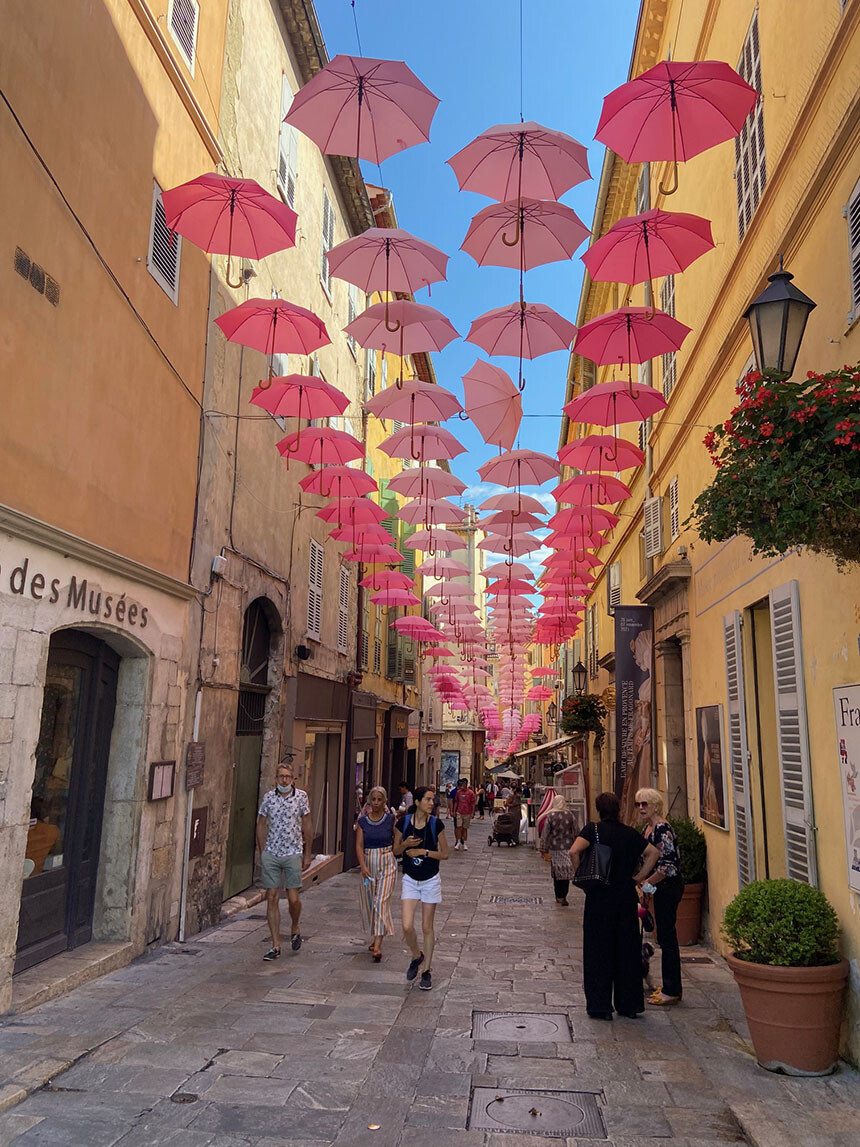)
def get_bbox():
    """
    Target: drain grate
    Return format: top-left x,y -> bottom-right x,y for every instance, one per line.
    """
473,1011 -> 572,1042
469,1088 -> 605,1138
680,955 -> 713,964
489,895 -> 543,905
